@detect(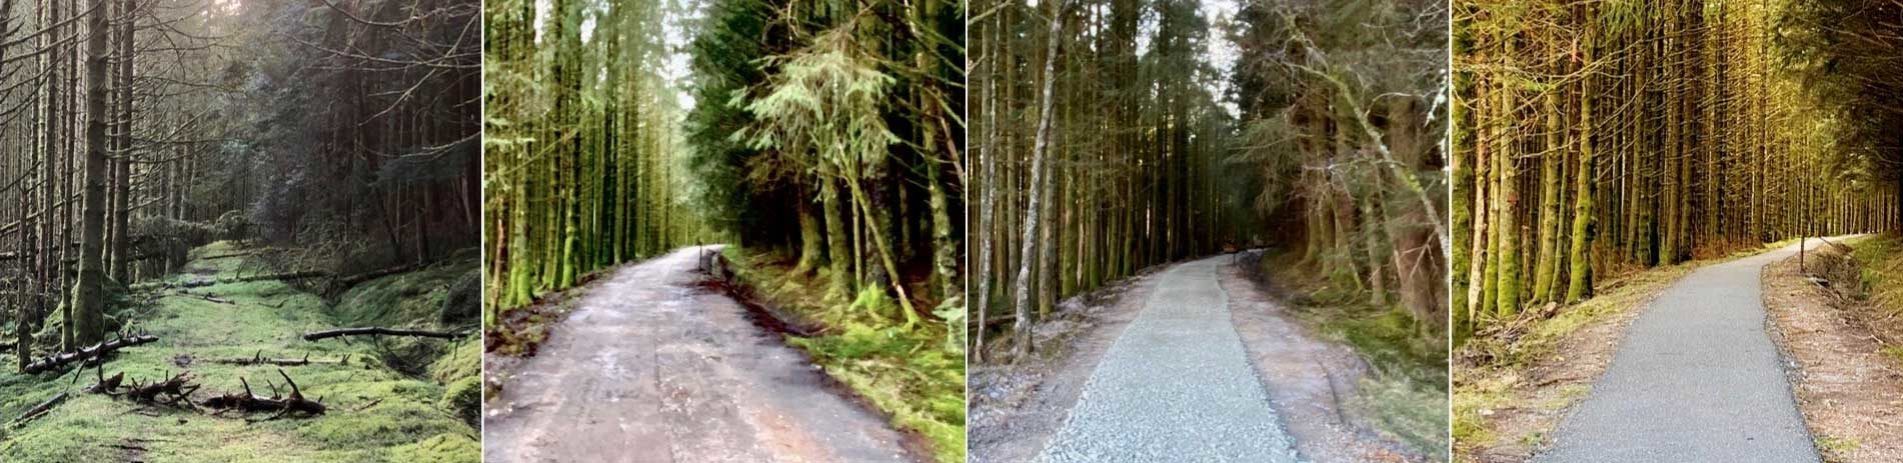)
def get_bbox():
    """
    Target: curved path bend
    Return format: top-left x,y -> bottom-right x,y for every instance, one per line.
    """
483,246 -> 914,463
1538,242 -> 1822,463
1038,257 -> 1300,463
